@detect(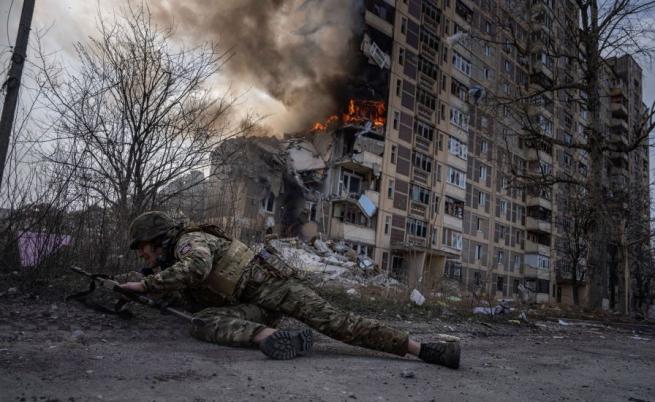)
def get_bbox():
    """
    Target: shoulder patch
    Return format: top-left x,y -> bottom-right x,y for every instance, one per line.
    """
176,242 -> 192,256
